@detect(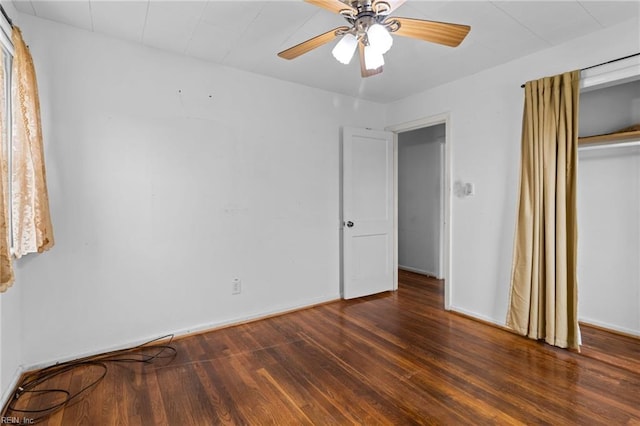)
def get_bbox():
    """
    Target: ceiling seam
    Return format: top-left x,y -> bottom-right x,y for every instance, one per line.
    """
220,3 -> 270,65
88,0 -> 94,32
576,1 -> 604,28
274,9 -> 325,53
487,1 -> 553,47
27,0 -> 36,17
140,0 -> 150,45
247,8 -> 331,71
183,0 -> 209,55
